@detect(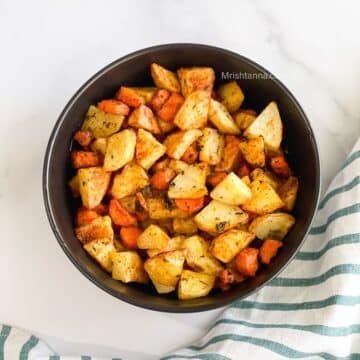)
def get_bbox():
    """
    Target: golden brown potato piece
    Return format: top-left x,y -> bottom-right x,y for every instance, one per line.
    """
150,63 -> 181,92
217,81 -> 245,113
111,163 -> 149,199
174,91 -> 210,130
144,250 -> 186,293
75,215 -> 114,244
147,236 -> 185,257
81,105 -> 124,138
164,129 -> 202,159
242,179 -> 284,215
68,174 -> 80,197
178,270 -> 215,300
147,198 -> 189,220
177,67 -> 215,97
209,99 -> 240,134
194,200 -> 248,235
130,87 -> 157,104
215,135 -> 242,172
128,104 -> 160,134
173,217 -> 198,235
90,138 -> 108,156
250,168 -> 282,191
136,129 -> 166,170
103,129 -> 136,171
278,176 -> 299,212
210,229 -> 255,263
137,224 -> 170,250
168,159 -> 190,173
168,163 -> 208,199
244,101 -> 283,151
111,251 -> 148,283
210,172 -> 252,206
158,118 -> 176,134
198,127 -> 224,166
118,195 -> 136,213
249,213 -> 295,240
78,167 -> 111,209
83,237 -> 115,273
234,111 -> 256,130
239,136 -> 266,168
